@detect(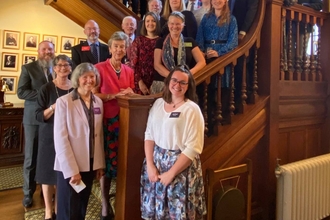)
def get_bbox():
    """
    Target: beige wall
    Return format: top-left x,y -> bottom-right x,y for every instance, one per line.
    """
0,0 -> 87,103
